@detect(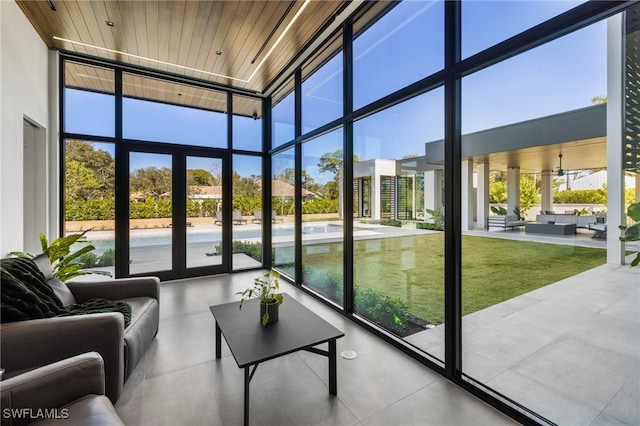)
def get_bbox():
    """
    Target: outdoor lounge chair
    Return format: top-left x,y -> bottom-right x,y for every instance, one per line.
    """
214,211 -> 223,225
252,210 -> 262,223
233,210 -> 247,225
272,210 -> 284,223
